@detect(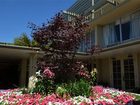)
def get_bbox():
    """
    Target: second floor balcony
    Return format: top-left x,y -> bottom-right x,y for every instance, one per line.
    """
79,9 -> 140,53
101,10 -> 140,48
85,0 -> 128,21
